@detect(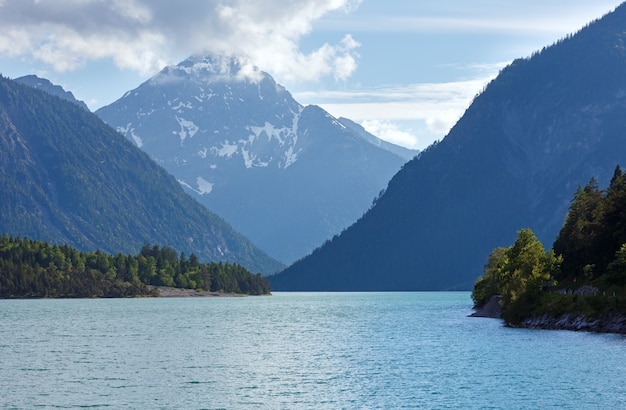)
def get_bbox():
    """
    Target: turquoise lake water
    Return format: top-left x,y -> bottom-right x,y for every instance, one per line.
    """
1,292 -> 625,409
